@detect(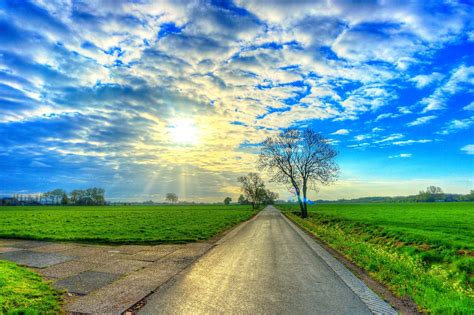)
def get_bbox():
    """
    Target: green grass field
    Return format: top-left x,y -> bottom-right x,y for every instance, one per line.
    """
0,205 -> 256,244
0,260 -> 61,314
279,202 -> 474,314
